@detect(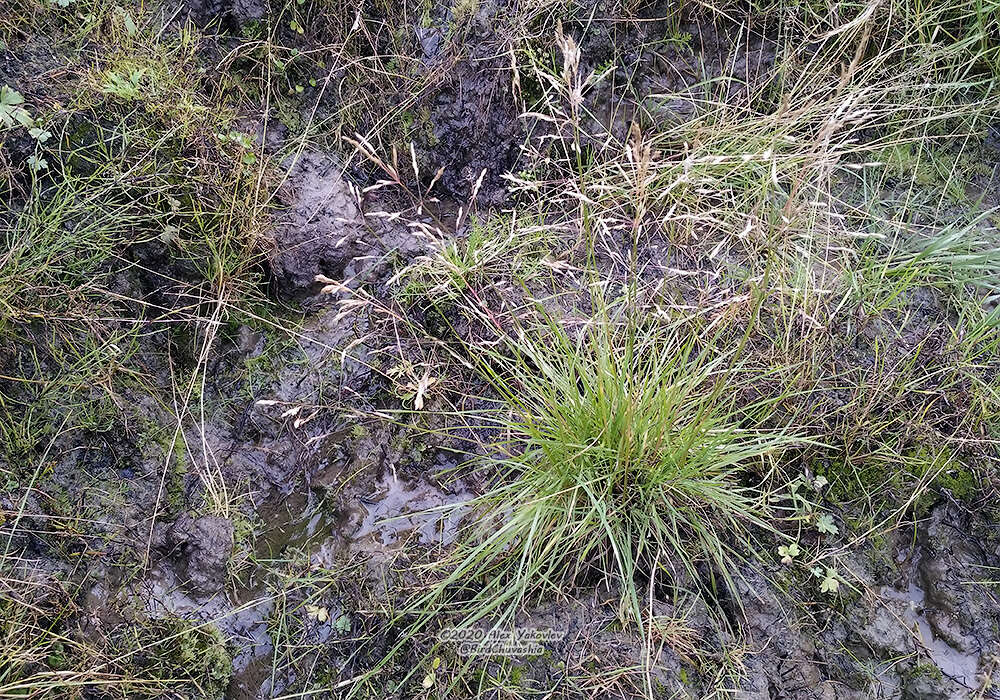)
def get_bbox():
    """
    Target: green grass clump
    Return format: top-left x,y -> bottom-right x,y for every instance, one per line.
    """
397,214 -> 547,306
424,298 -> 805,631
